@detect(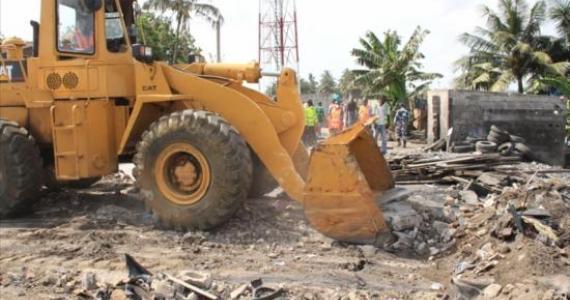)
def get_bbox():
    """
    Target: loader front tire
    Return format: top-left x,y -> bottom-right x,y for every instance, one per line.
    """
134,110 -> 252,230
0,120 -> 43,218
